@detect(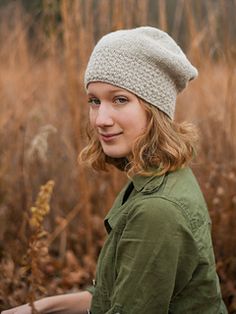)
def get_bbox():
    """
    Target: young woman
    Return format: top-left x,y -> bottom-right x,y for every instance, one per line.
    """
2,27 -> 227,314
